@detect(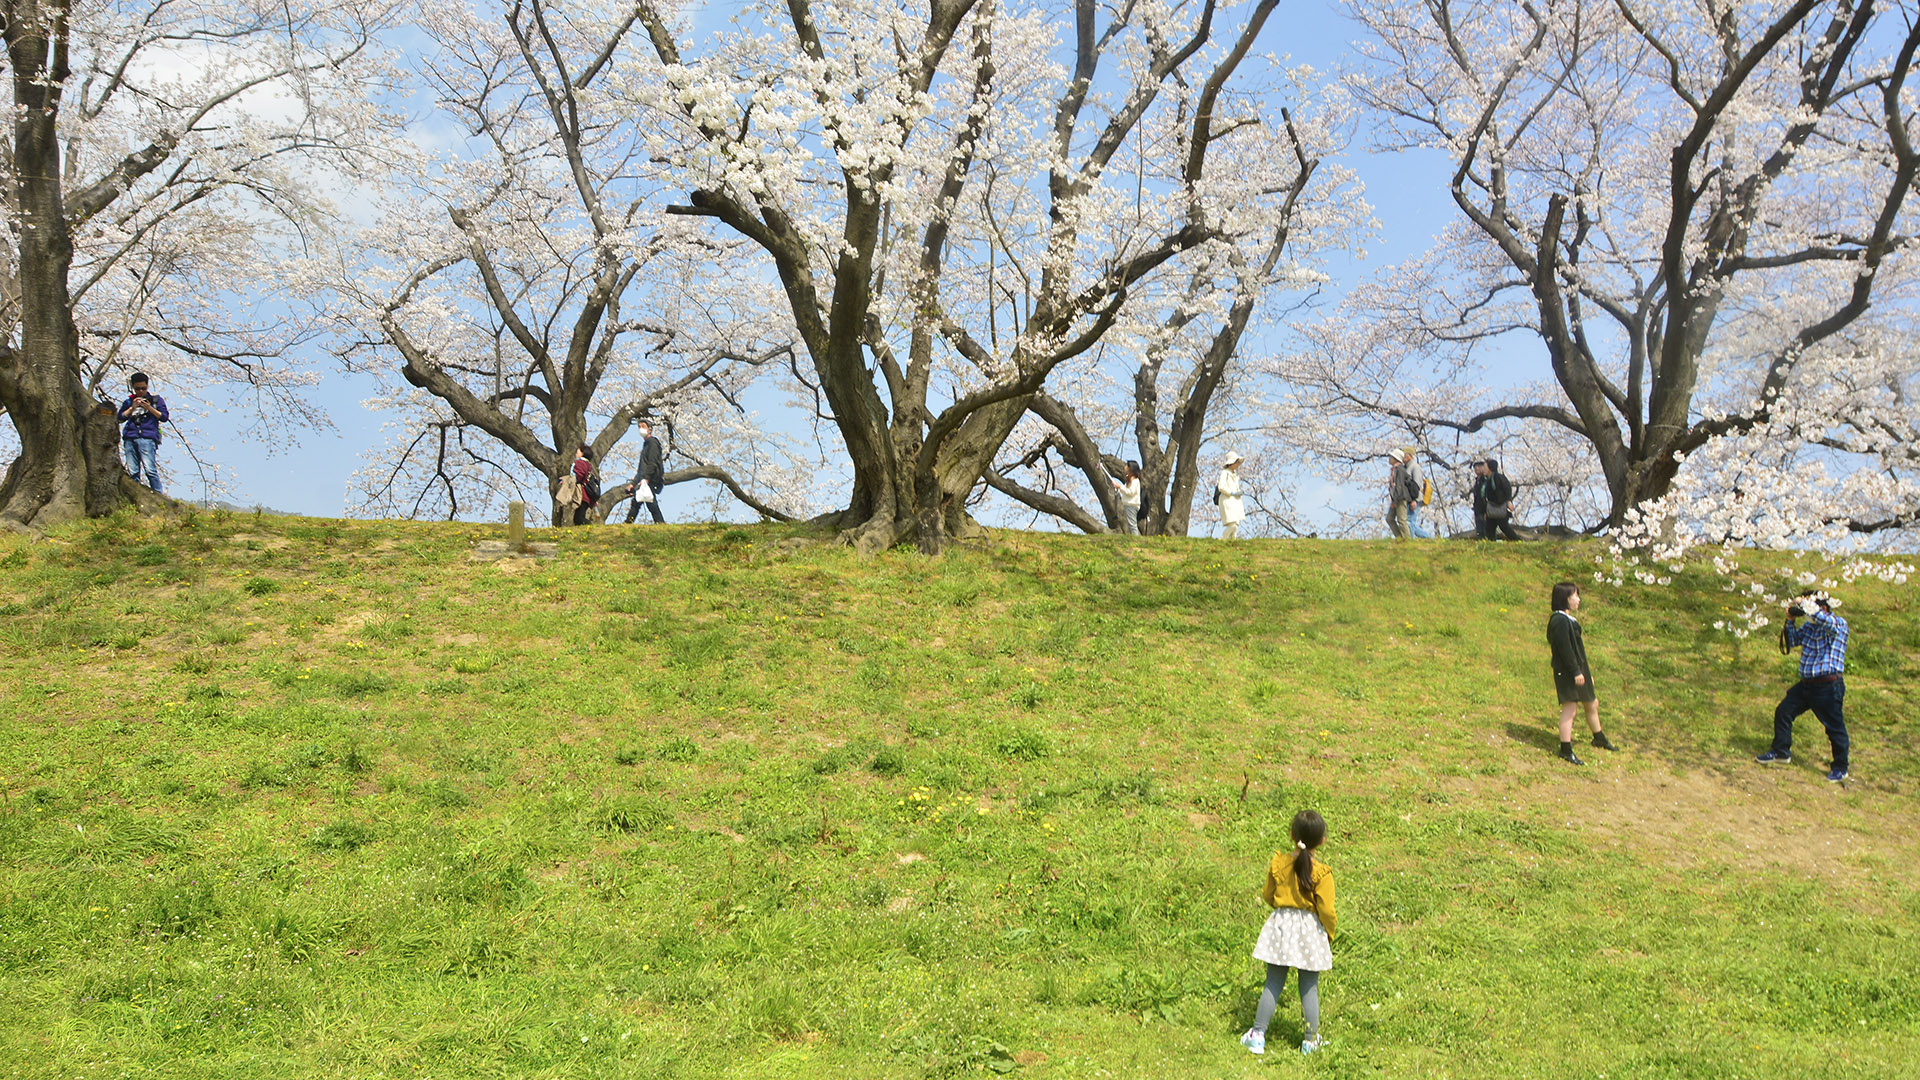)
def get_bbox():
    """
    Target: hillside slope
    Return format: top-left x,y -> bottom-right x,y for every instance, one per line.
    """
2,512 -> 1917,1078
